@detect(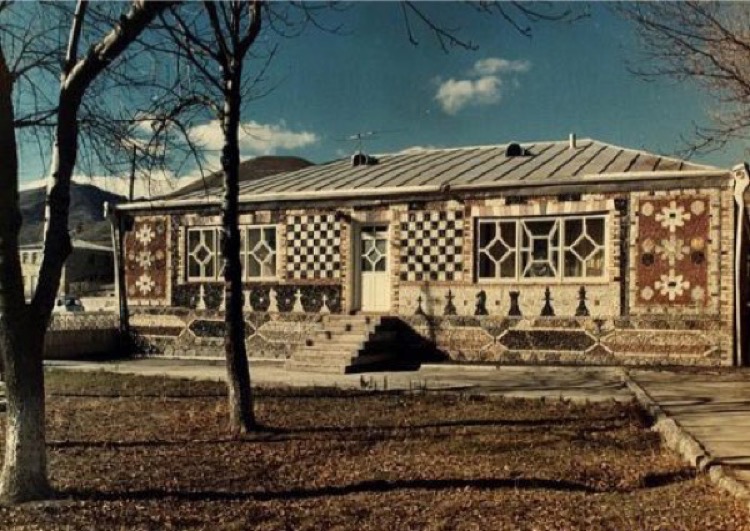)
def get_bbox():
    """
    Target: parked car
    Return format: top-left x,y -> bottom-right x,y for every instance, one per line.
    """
53,295 -> 85,313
